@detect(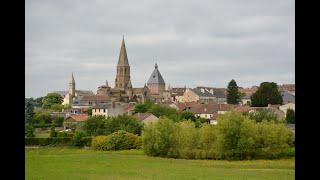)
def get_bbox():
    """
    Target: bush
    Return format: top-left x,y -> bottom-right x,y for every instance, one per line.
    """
71,131 -> 90,147
92,131 -> 141,151
286,109 -> 295,124
142,117 -> 176,157
83,116 -> 106,136
142,111 -> 294,160
104,115 -> 143,135
248,108 -> 278,122
215,112 -> 257,160
25,124 -> 35,138
25,137 -> 72,146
